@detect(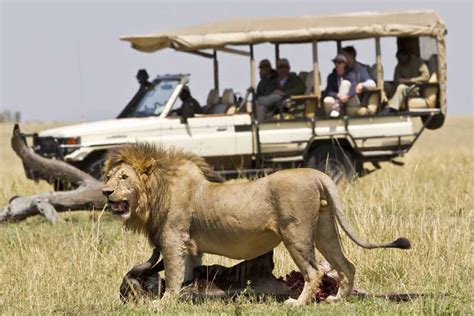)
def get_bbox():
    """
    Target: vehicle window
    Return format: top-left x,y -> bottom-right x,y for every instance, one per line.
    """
419,36 -> 438,60
380,37 -> 398,80
132,80 -> 179,117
